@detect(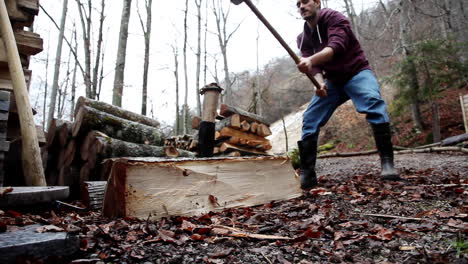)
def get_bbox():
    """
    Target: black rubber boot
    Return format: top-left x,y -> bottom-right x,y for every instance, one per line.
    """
198,121 -> 216,157
371,123 -> 401,181
297,137 -> 318,189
